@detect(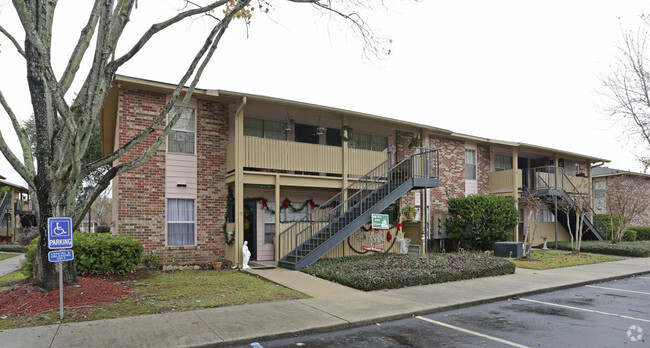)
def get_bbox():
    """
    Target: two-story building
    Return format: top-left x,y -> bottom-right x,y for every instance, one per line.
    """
0,175 -> 35,243
101,75 -> 609,268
